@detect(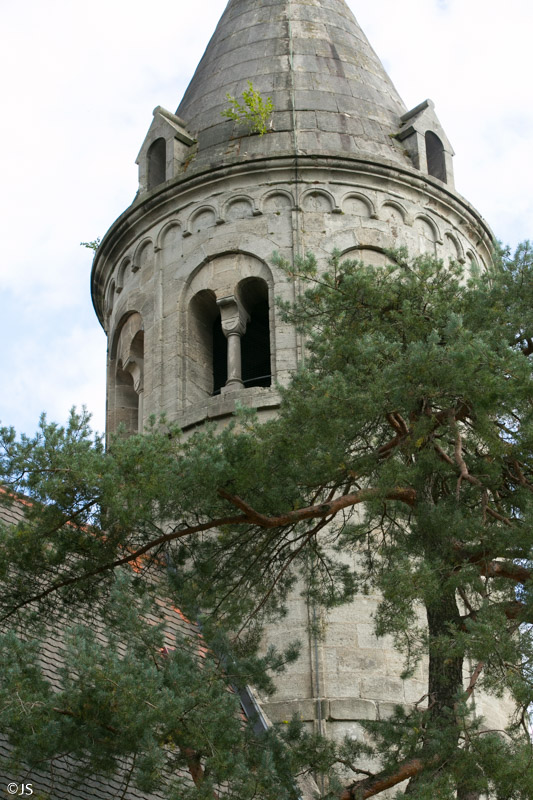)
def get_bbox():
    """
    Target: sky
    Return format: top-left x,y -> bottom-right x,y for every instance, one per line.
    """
1,0 -> 532,438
